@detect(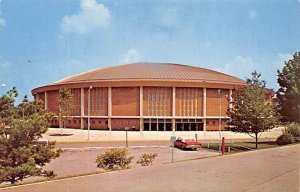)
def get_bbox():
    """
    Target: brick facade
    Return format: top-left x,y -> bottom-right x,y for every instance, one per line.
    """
35,86 -> 232,131
111,118 -> 140,131
143,87 -> 172,116
206,88 -> 229,116
206,119 -> 227,131
175,88 -> 203,116
32,63 -> 247,132
47,90 -> 59,114
84,87 -> 108,116
112,87 -> 139,116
